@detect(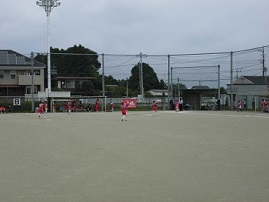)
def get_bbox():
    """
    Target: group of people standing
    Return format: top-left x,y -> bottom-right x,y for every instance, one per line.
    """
37,98 -> 184,120
238,99 -> 269,112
